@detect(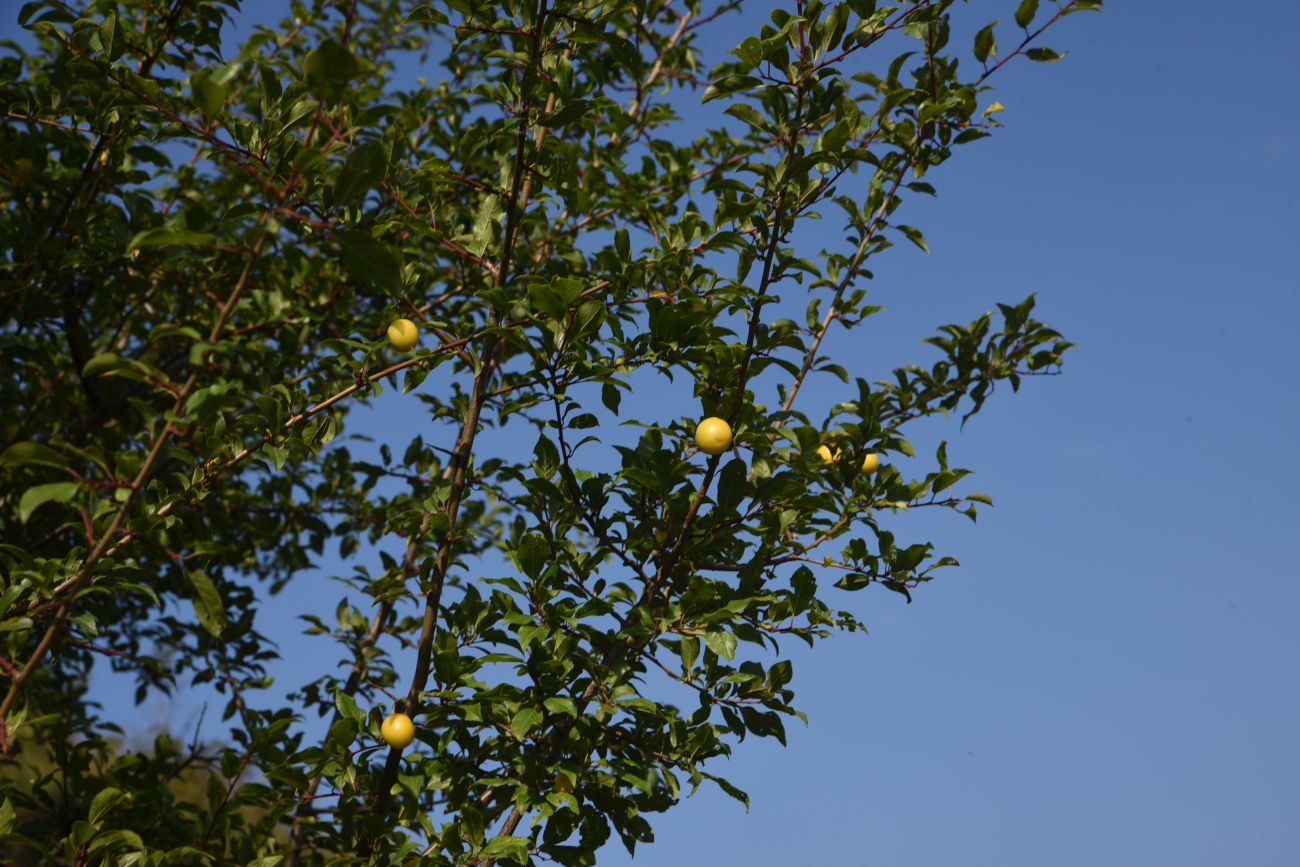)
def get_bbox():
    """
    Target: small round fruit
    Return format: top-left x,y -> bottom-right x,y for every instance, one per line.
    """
694,417 -> 732,456
387,318 -> 419,352
381,712 -> 415,749
817,444 -> 841,464
861,453 -> 880,475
